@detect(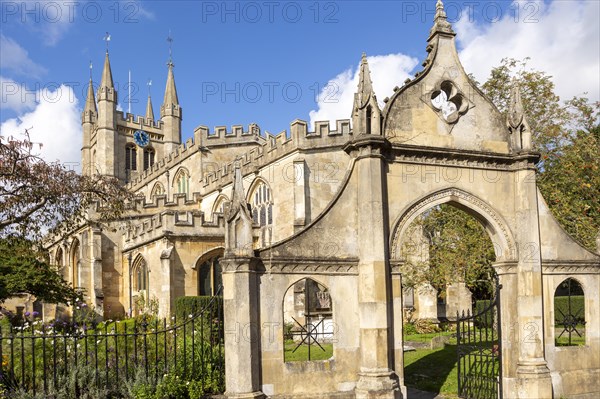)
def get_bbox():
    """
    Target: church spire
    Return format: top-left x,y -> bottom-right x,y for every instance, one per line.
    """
100,51 -> 114,90
84,77 -> 97,114
163,62 -> 179,106
429,0 -> 455,41
507,78 -> 532,151
352,53 -> 381,135
146,94 -> 155,121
